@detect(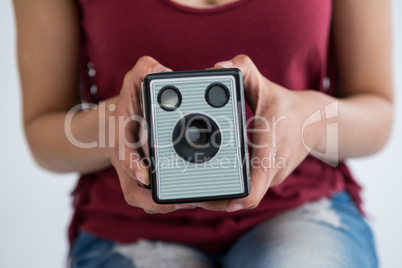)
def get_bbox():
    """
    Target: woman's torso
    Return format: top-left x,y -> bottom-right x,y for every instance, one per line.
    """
70,0 -> 361,252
